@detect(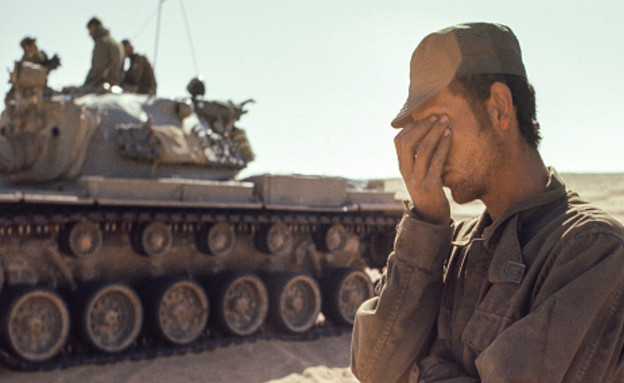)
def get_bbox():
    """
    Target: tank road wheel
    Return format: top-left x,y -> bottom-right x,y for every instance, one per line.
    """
256,221 -> 292,255
147,278 -> 209,345
323,268 -> 373,325
269,273 -> 321,333
363,232 -> 395,269
197,223 -> 236,257
133,221 -> 172,257
78,283 -> 143,353
314,224 -> 348,253
0,287 -> 70,362
61,220 -> 103,257
213,273 -> 268,336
